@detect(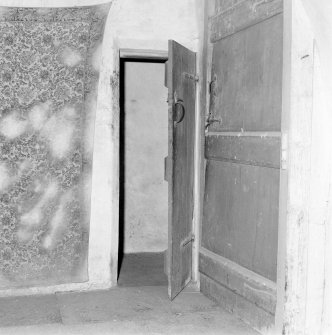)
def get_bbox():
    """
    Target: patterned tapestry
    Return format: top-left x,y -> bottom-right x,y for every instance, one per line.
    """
0,4 -> 110,288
